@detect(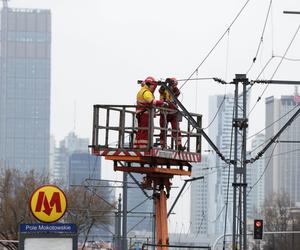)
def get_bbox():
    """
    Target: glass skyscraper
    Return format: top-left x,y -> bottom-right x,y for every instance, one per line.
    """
127,173 -> 153,234
208,92 -> 250,240
190,155 -> 209,236
69,153 -> 101,186
0,7 -> 51,173
249,133 -> 265,218
265,95 -> 300,204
